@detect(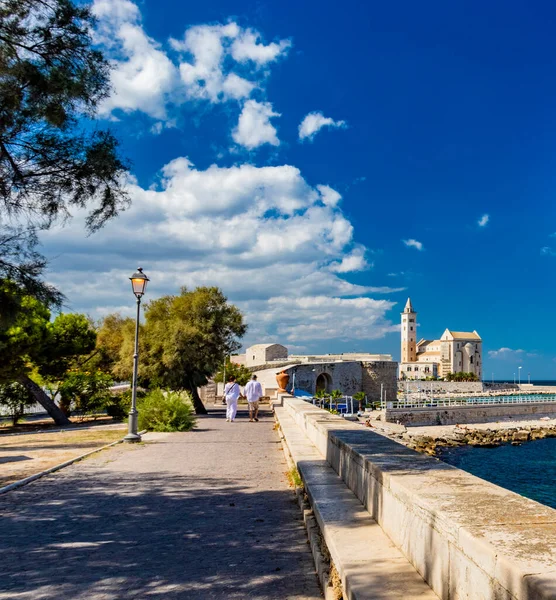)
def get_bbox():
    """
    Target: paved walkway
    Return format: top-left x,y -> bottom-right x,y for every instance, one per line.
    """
0,407 -> 321,599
